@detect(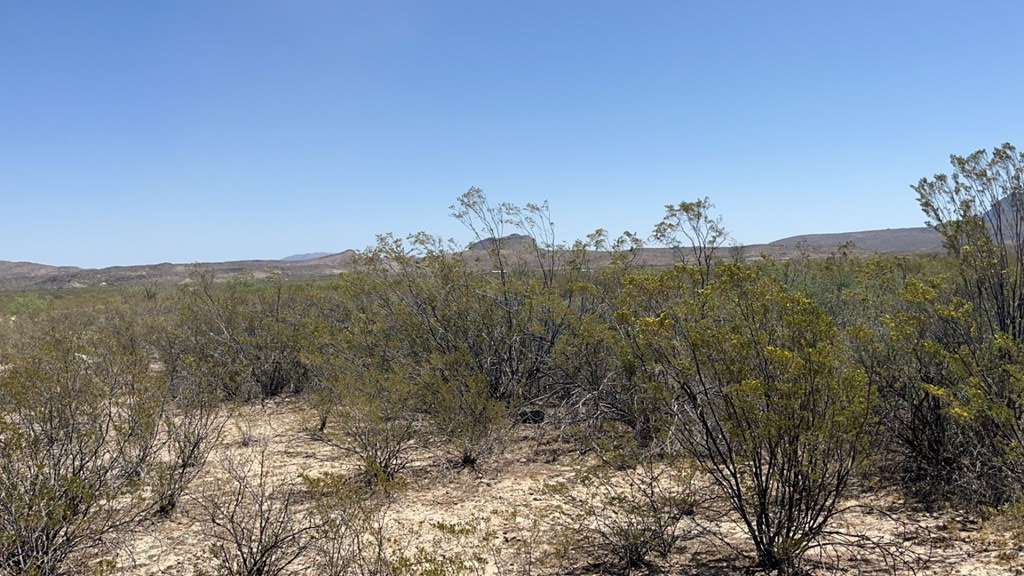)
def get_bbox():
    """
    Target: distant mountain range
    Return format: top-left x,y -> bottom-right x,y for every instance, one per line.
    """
281,252 -> 332,261
0,250 -> 359,291
768,227 -> 943,253
0,227 -> 947,291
